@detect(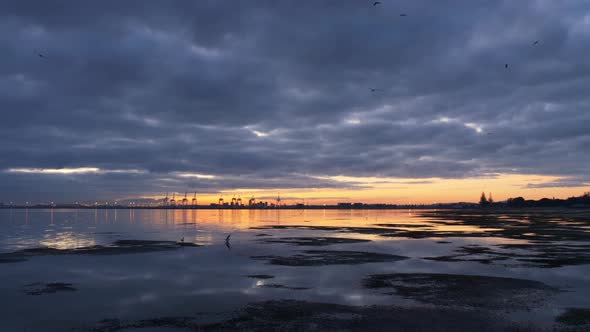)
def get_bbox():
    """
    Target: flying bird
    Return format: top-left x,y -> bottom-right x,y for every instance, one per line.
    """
373,2 -> 381,6
37,52 -> 46,58
533,40 -> 539,45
